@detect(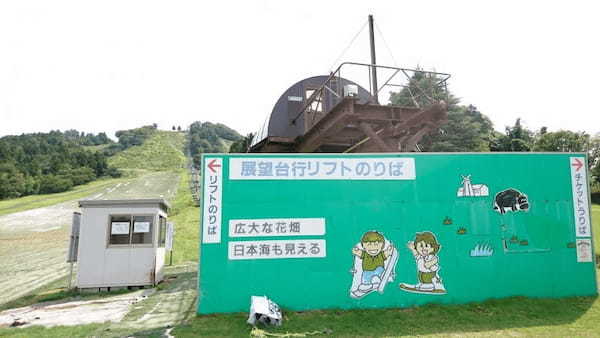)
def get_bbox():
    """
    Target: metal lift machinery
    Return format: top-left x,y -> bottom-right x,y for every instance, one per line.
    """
250,15 -> 451,153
